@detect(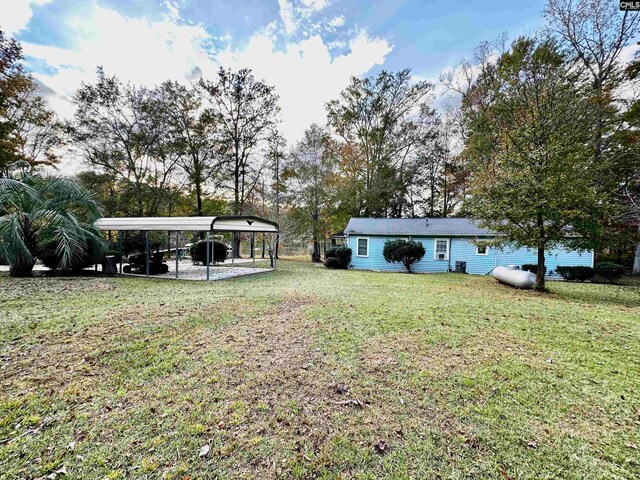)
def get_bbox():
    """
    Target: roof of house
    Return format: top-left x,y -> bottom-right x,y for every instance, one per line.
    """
344,217 -> 495,237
